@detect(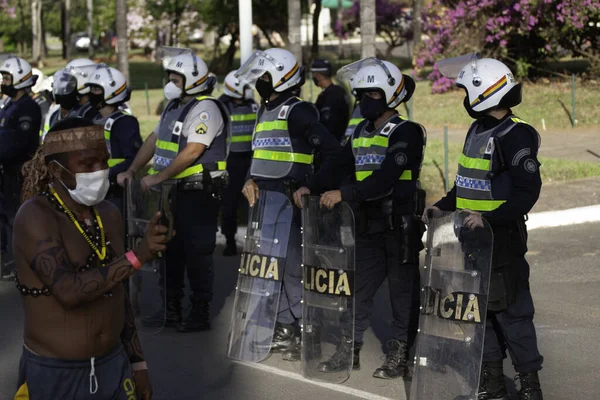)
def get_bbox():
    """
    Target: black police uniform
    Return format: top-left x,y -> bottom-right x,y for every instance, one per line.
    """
95,111 -> 143,213
309,113 -> 425,377
435,113 -> 544,376
218,94 -> 257,250
0,95 -> 41,265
